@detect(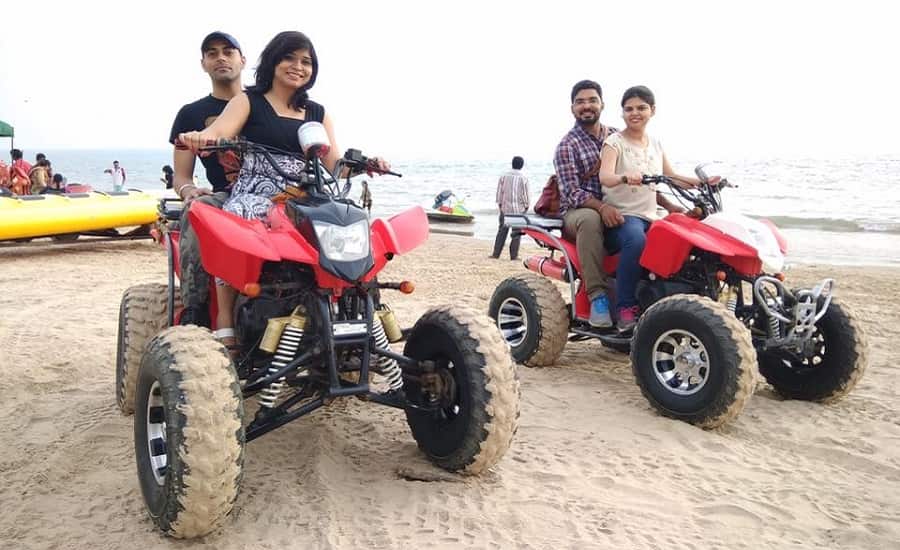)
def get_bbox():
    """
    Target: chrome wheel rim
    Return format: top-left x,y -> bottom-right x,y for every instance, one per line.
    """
497,297 -> 527,347
145,381 -> 168,485
651,329 -> 711,396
